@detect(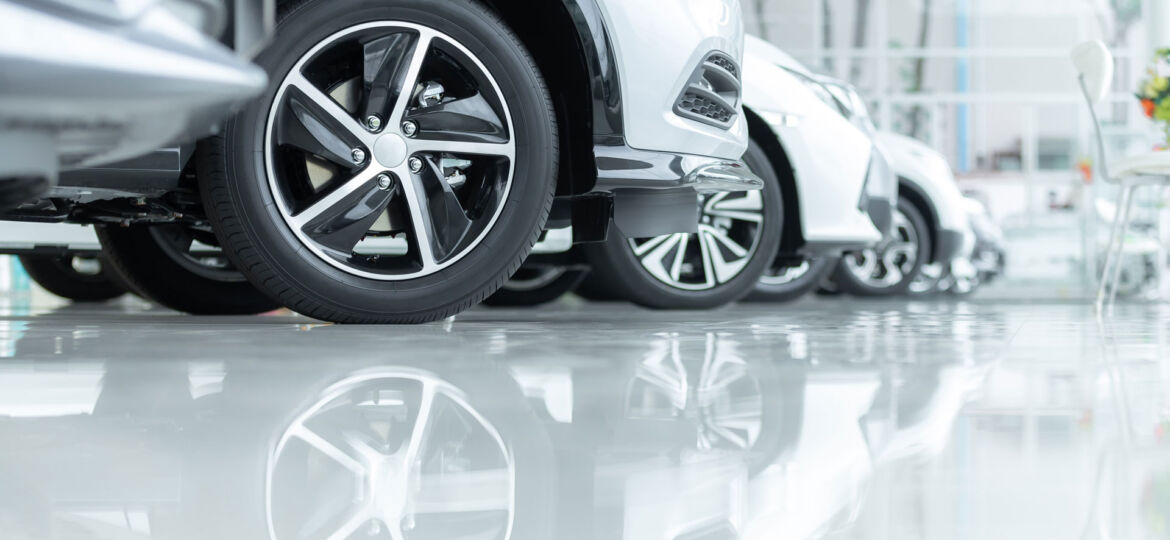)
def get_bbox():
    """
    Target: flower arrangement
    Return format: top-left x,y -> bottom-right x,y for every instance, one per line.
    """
1137,49 -> 1170,142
